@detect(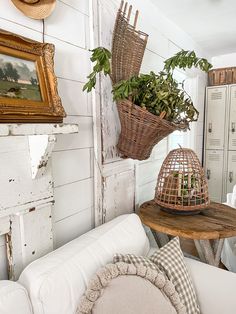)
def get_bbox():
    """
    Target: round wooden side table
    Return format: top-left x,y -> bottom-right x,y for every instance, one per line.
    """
139,200 -> 236,267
